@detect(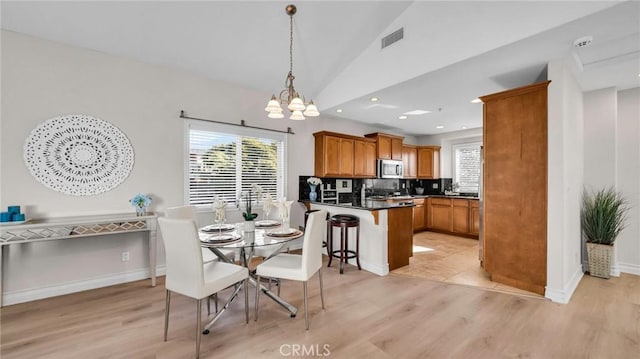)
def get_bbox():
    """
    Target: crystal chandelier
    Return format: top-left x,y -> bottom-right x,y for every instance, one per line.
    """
265,4 -> 319,120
